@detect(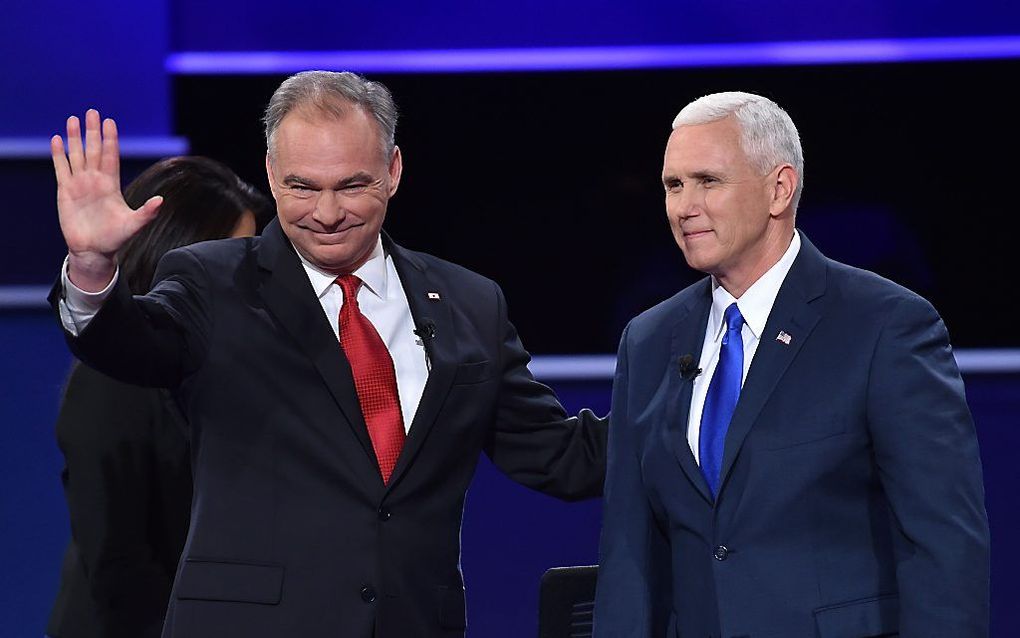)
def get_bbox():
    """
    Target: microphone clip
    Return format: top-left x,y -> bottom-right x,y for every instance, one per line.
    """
413,321 -> 437,342
678,354 -> 702,381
